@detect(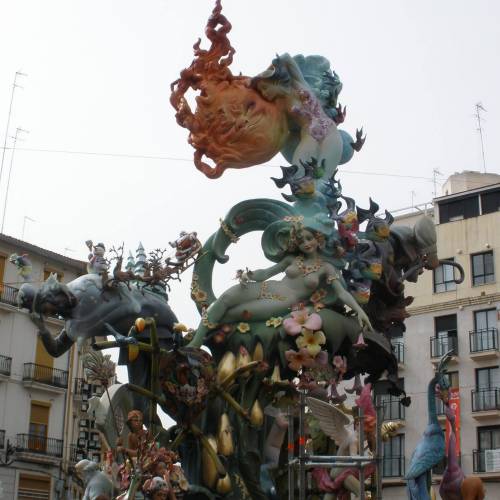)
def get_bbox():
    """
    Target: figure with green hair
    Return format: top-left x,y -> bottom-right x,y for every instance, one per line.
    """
189,218 -> 372,348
